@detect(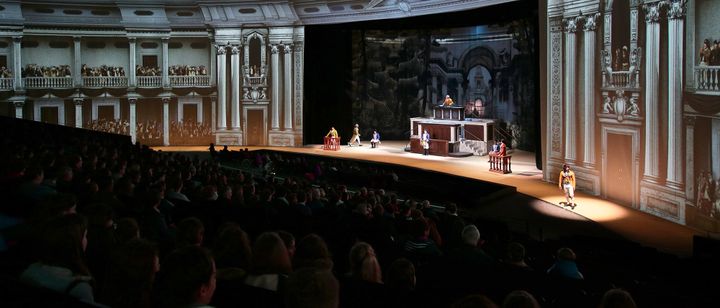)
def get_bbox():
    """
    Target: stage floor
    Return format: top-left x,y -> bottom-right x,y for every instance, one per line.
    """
154,141 -> 701,256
